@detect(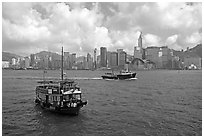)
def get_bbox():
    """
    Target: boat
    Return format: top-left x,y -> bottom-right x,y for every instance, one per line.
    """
101,70 -> 137,80
116,70 -> 137,80
101,72 -> 118,80
35,47 -> 87,115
